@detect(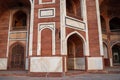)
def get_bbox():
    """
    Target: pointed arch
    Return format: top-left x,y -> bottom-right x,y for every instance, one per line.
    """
8,42 -> 26,70
66,31 -> 86,70
65,31 -> 86,56
12,11 -> 27,30
111,42 -> 120,65
111,41 -> 120,48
